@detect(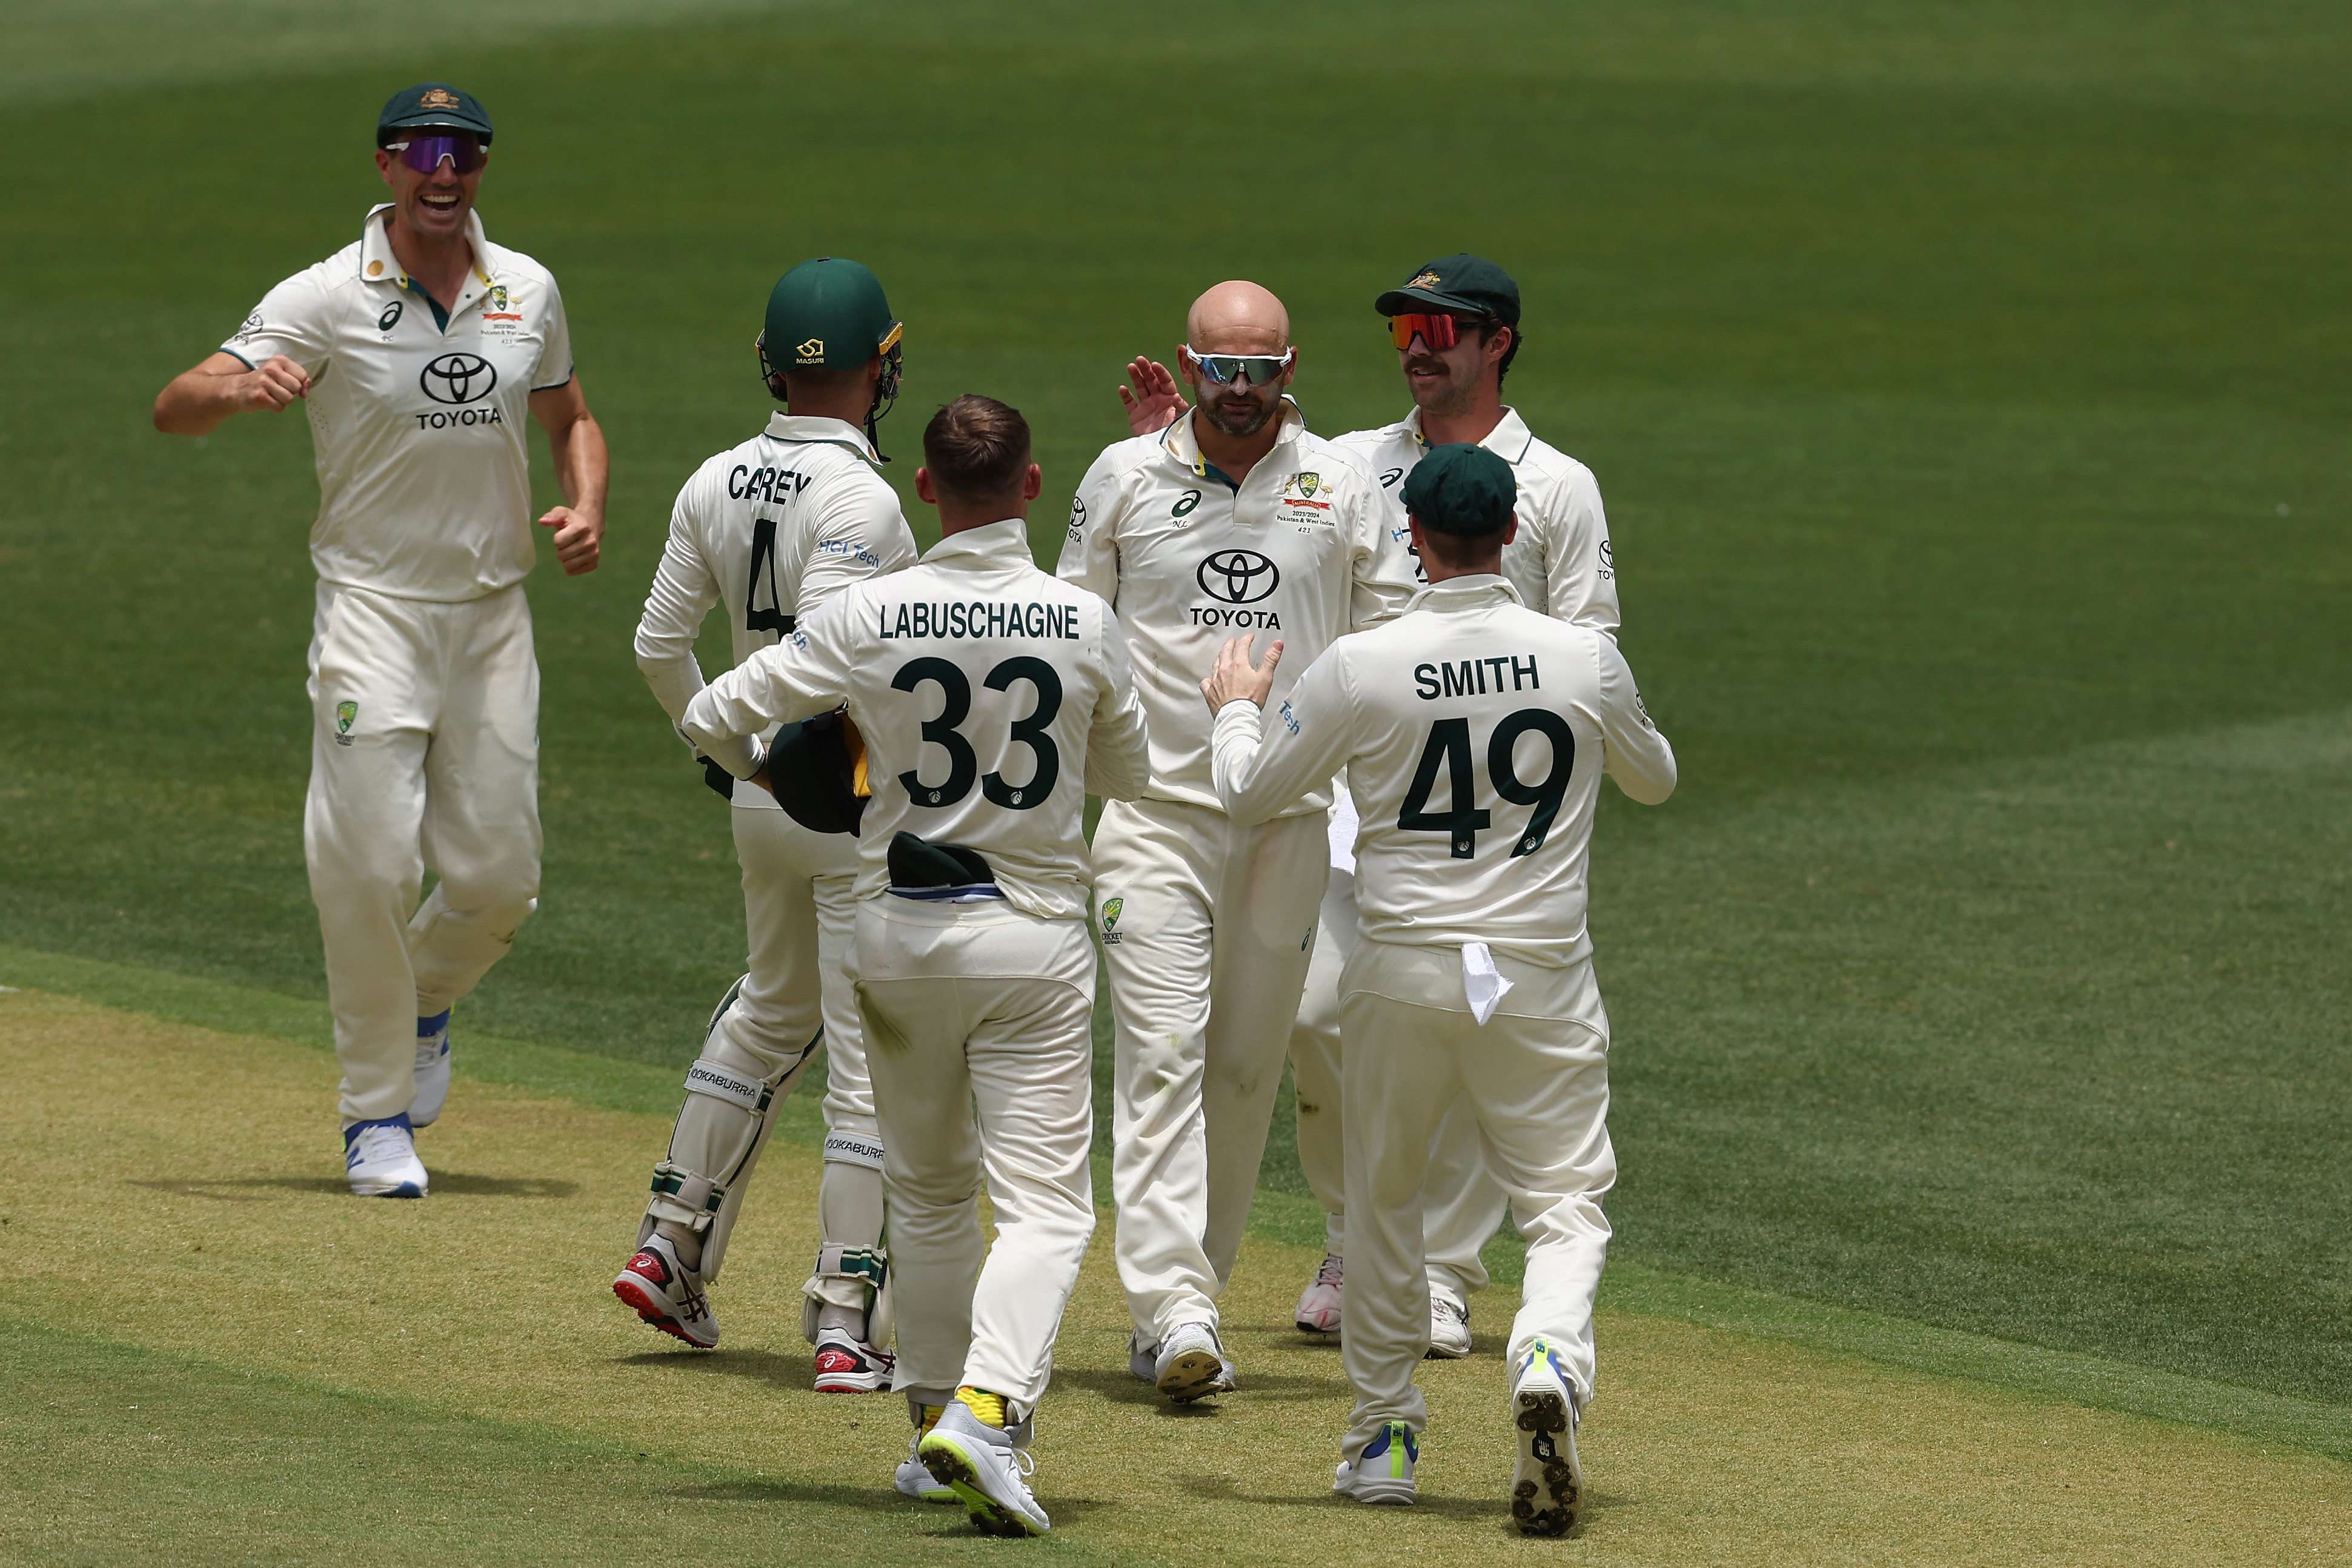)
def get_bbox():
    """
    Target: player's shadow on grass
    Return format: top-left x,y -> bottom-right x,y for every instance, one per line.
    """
617,1346 -> 808,1389
128,1174 -> 578,1200
668,1476 -> 1115,1529
1054,1363 -> 1338,1410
